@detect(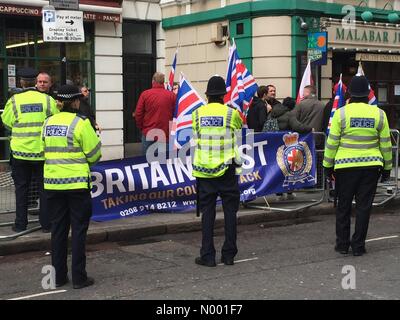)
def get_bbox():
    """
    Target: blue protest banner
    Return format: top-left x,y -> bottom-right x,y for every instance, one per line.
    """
90,131 -> 316,221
